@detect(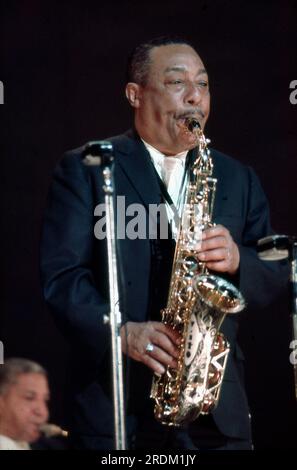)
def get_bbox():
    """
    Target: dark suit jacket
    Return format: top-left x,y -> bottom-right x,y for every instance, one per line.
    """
40,129 -> 288,449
